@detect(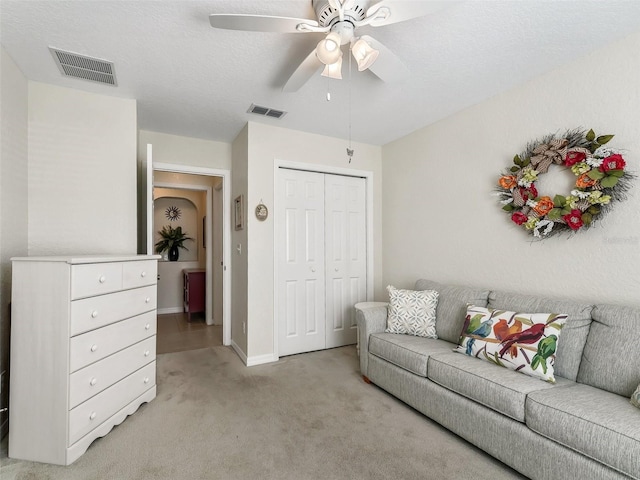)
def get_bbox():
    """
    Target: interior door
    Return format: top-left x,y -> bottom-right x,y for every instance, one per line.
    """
324,174 -> 367,348
277,169 -> 326,357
